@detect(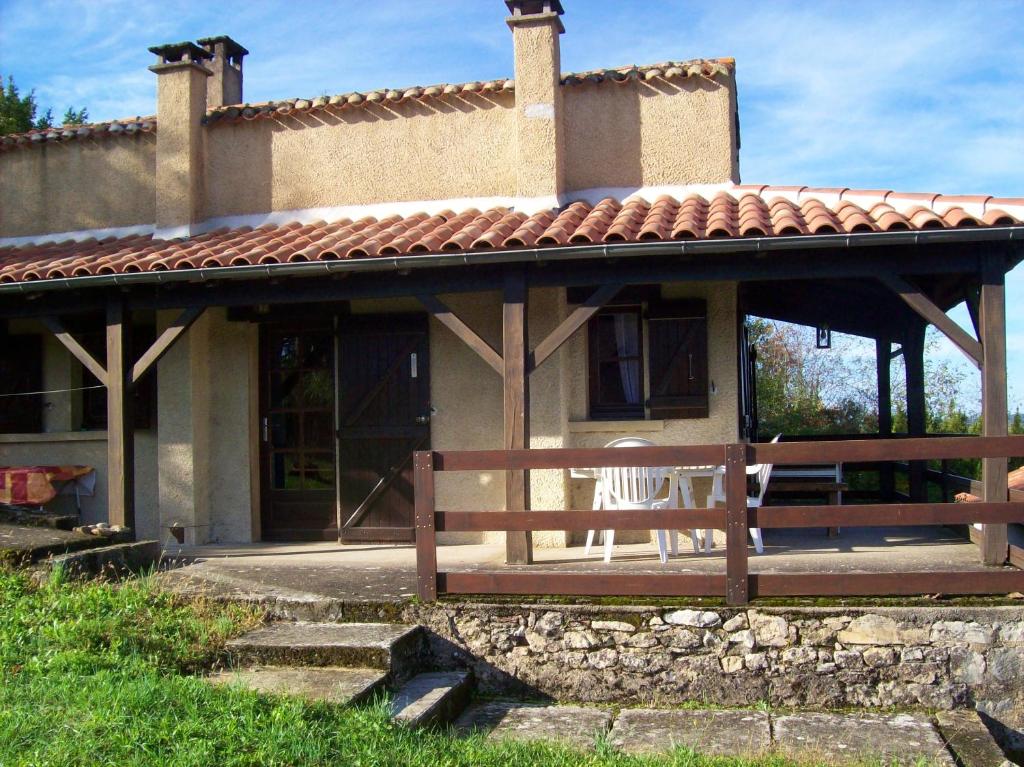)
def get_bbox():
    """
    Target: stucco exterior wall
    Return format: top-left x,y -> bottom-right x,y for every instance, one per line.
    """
204,95 -> 519,219
0,135 -> 156,238
562,74 -> 738,192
